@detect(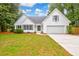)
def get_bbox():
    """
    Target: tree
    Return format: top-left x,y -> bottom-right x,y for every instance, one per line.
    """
49,3 -> 64,14
0,3 -> 20,32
